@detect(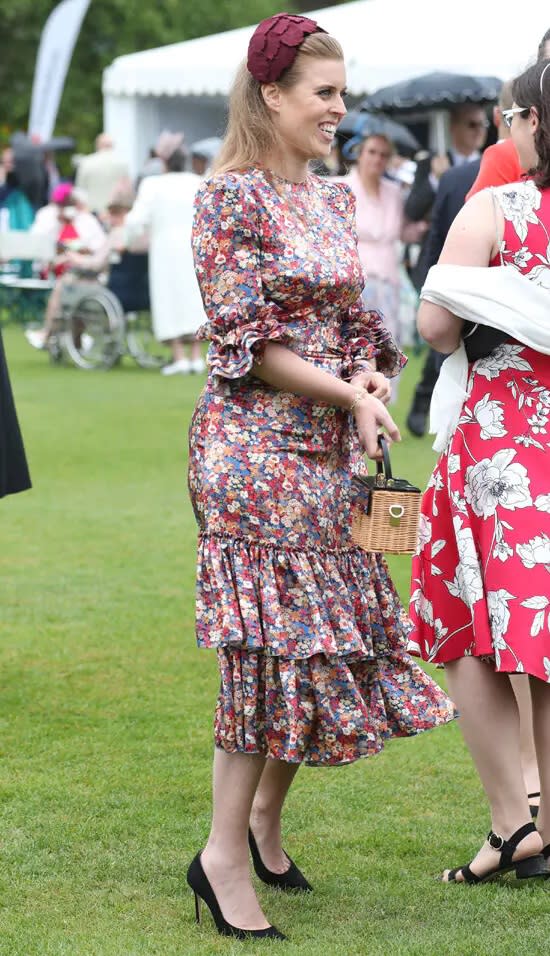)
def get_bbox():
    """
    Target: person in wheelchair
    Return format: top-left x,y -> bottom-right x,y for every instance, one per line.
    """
25,185 -> 147,349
